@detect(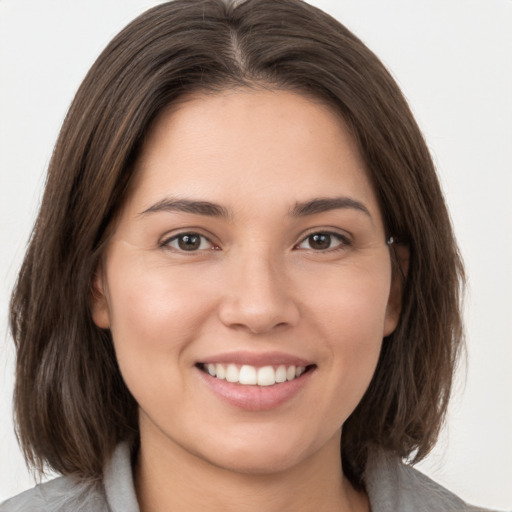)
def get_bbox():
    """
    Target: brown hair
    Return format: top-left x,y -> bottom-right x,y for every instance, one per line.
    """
10,0 -> 464,486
